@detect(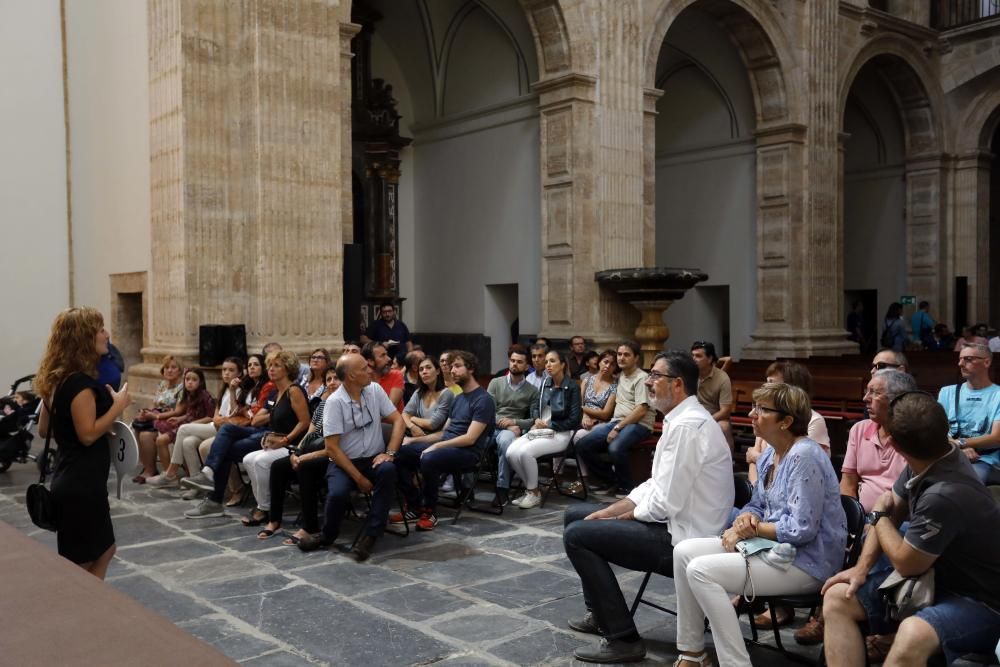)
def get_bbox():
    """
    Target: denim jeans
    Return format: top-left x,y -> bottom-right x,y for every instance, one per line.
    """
574,421 -> 651,491
396,442 -> 479,512
563,503 -> 674,640
494,428 -> 519,489
322,456 -> 397,541
207,423 -> 266,503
